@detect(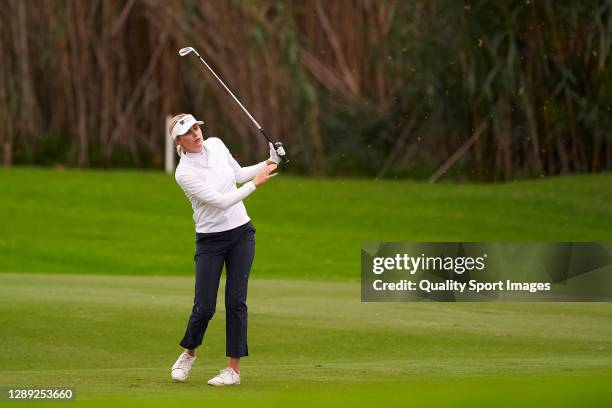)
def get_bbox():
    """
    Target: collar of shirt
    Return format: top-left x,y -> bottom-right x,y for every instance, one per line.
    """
183,147 -> 208,167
